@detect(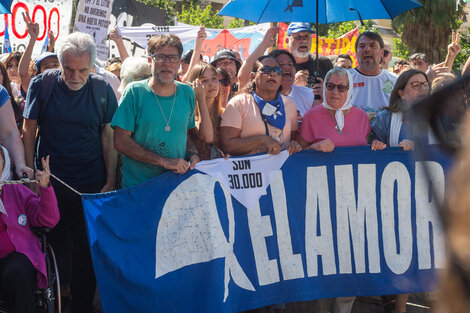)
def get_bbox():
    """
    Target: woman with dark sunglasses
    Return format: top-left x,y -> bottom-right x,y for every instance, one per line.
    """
371,68 -> 433,152
220,56 -> 301,156
299,67 -> 370,153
